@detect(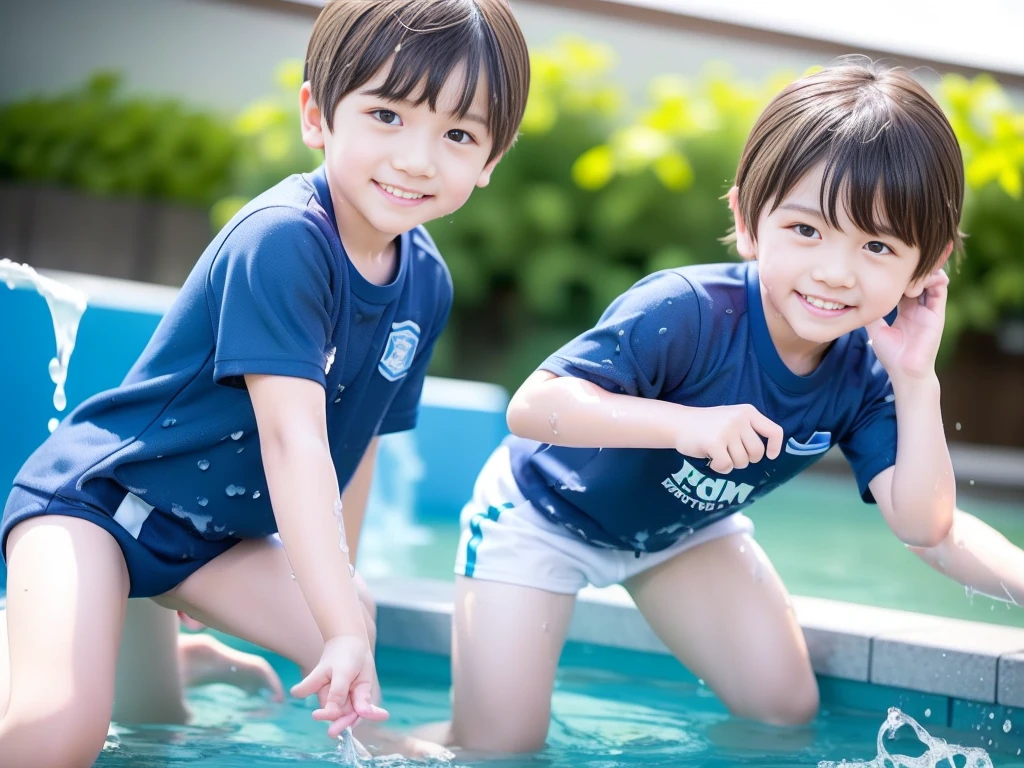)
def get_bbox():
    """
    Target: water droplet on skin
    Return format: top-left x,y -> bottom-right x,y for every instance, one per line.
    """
548,413 -> 558,435
197,497 -> 208,507
970,480 -> 975,486
542,622 -> 550,632
774,312 -> 782,319
47,418 -> 59,433
333,498 -> 350,554
658,327 -> 667,335
739,545 -> 745,553
231,430 -> 244,440
291,572 -> 296,580
956,422 -> 962,431
226,484 -> 237,497
230,665 -> 237,673
198,459 -> 210,471
162,418 -> 176,428
252,490 -> 261,499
